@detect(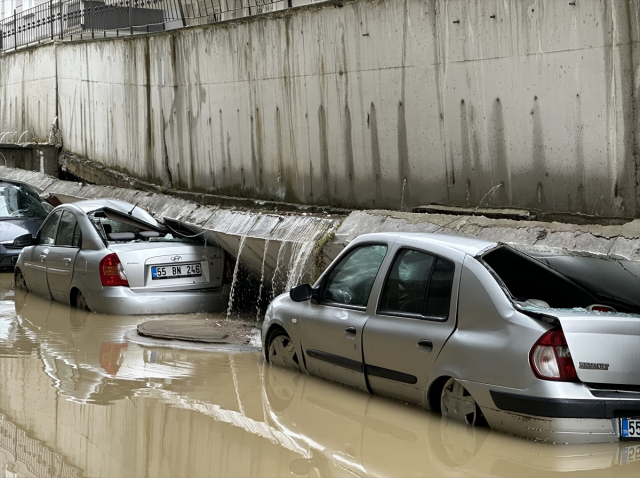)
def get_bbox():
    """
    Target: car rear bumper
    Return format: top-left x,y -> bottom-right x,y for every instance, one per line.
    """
458,379 -> 640,443
490,391 -> 640,420
481,407 -> 620,444
85,286 -> 230,315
